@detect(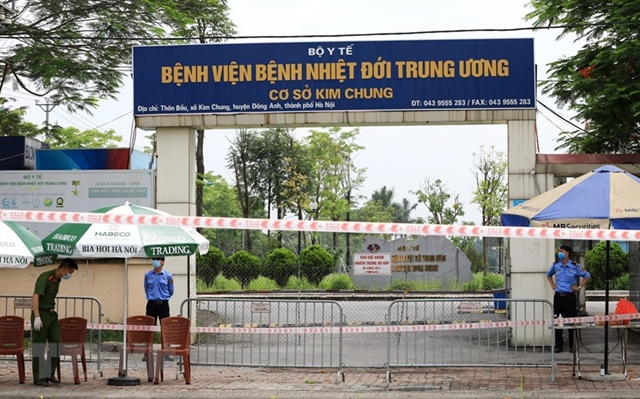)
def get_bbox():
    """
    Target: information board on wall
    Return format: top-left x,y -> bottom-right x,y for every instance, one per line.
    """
0,170 -> 155,238
133,38 -> 535,116
353,253 -> 392,275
